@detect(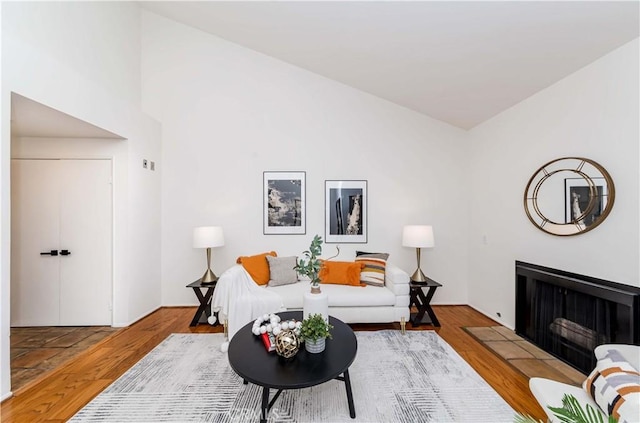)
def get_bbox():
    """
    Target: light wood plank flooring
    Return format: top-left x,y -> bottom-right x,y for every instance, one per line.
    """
1,305 -> 546,422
